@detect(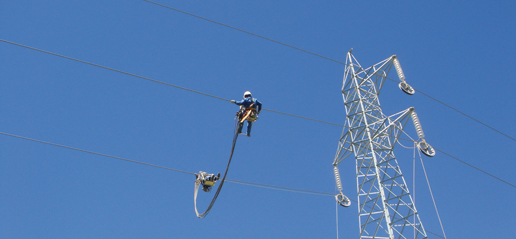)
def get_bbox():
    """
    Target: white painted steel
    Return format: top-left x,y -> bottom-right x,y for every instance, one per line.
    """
333,50 -> 429,239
